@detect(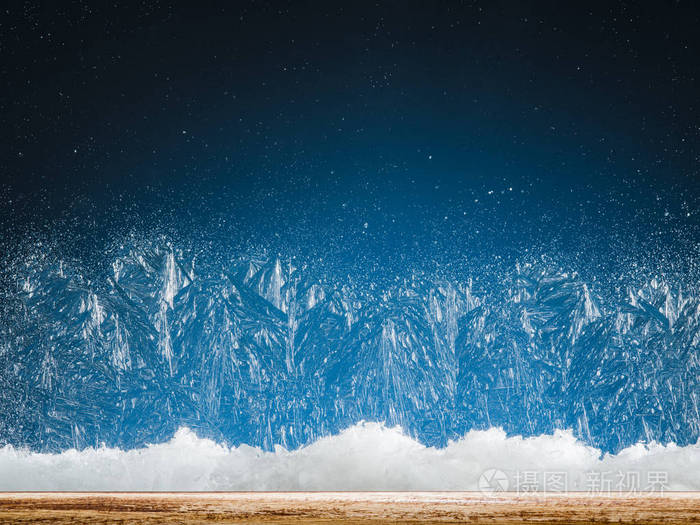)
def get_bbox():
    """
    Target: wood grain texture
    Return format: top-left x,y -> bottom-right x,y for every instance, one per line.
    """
0,492 -> 699,524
